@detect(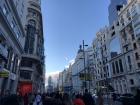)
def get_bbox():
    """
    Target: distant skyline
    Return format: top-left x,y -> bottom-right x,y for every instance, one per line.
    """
41,0 -> 110,76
